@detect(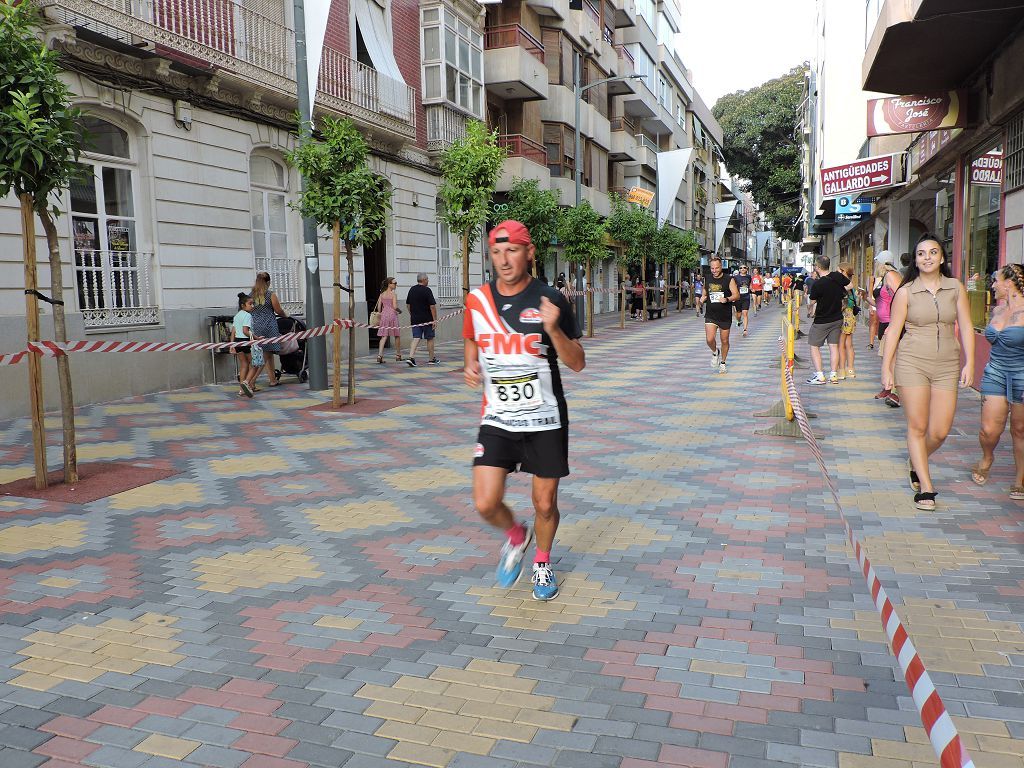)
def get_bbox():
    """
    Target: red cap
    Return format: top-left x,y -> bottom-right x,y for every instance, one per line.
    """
488,220 -> 532,247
